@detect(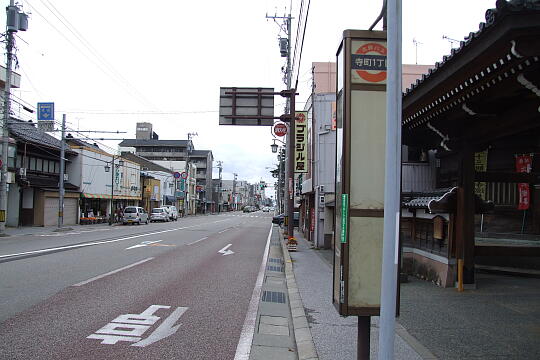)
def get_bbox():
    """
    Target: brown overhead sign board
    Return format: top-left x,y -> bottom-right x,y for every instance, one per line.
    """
219,87 -> 275,126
